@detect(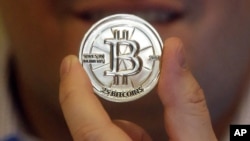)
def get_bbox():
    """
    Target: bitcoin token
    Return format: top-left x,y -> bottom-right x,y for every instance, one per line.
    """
79,14 -> 162,102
